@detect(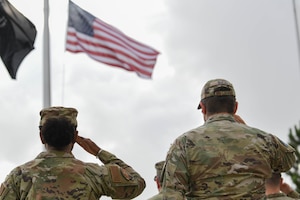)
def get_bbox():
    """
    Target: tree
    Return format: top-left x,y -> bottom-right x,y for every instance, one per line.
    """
287,123 -> 300,192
